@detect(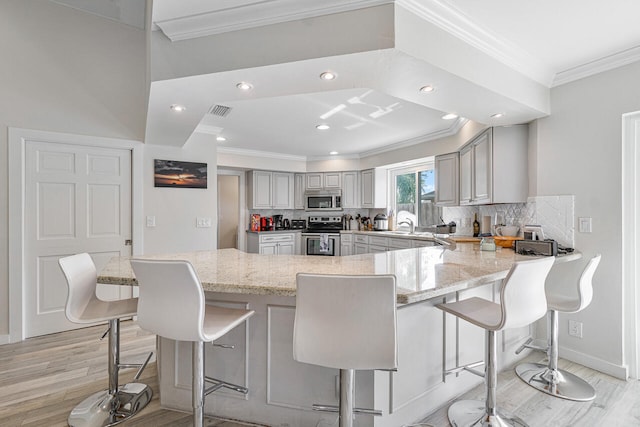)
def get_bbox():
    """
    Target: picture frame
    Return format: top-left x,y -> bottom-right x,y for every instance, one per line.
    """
154,159 -> 208,189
